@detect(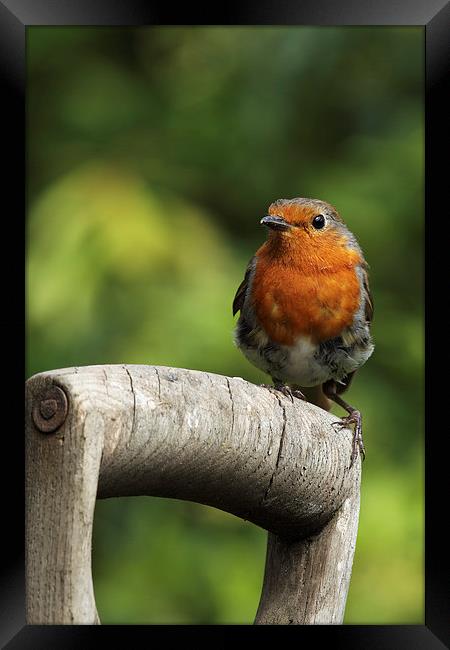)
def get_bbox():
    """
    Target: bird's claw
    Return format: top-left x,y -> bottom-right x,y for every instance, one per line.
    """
332,410 -> 365,467
261,383 -> 306,403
